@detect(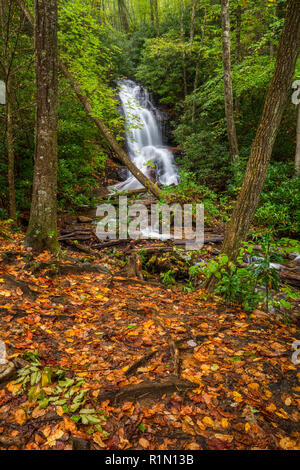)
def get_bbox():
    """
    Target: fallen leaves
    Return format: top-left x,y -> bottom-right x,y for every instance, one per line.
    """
0,232 -> 299,451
